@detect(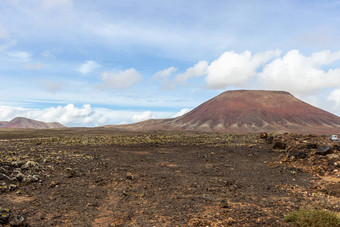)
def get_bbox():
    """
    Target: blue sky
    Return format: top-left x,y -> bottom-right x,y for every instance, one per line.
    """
1,0 -> 340,126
